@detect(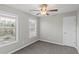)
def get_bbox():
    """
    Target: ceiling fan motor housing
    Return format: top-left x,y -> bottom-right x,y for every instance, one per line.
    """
40,4 -> 48,15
